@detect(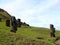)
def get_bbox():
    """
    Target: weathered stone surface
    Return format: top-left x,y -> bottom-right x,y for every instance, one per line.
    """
0,18 -> 2,22
22,22 -> 30,26
10,16 -> 17,33
17,19 -> 21,27
50,24 -> 55,37
6,20 -> 10,27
